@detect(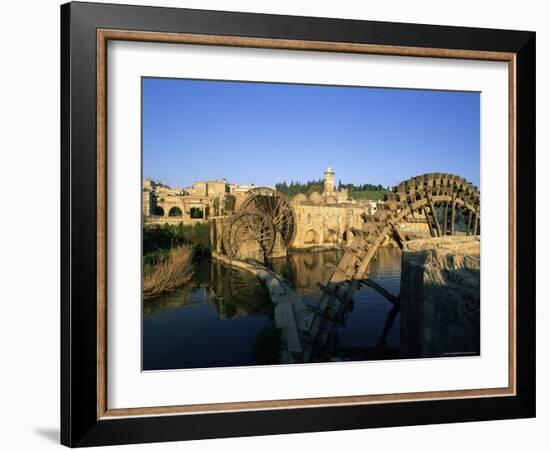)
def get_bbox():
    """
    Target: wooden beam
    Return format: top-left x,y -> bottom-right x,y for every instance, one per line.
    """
466,210 -> 472,235
359,279 -> 399,305
450,192 -> 457,235
336,279 -> 360,322
391,225 -> 406,250
442,201 -> 449,236
423,206 -> 435,237
428,195 -> 441,237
